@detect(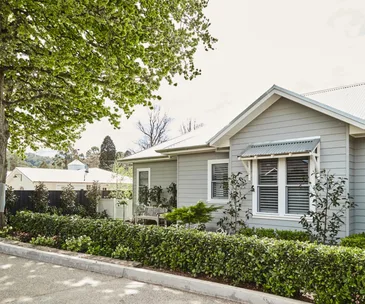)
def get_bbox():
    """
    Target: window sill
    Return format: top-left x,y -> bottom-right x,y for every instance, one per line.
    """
207,199 -> 228,205
252,214 -> 303,221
